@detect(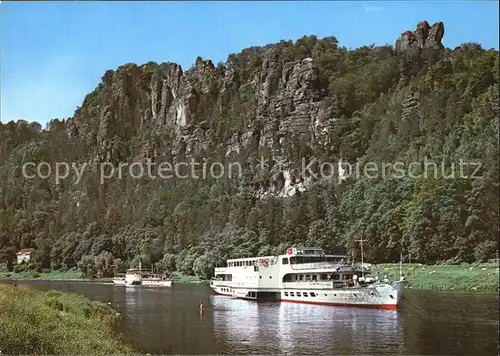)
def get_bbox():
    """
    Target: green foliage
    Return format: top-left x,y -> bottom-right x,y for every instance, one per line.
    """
373,263 -> 499,291
0,38 -> 498,284
0,284 -> 132,354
